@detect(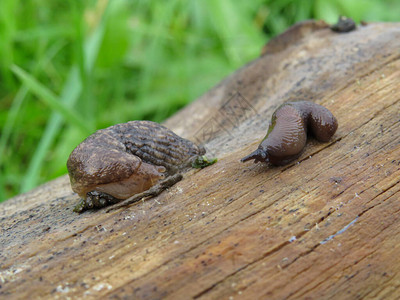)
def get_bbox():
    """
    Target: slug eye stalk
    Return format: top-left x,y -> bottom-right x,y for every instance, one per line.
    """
240,149 -> 267,163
